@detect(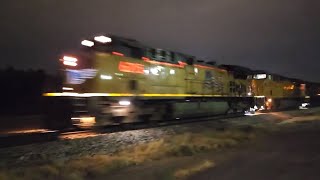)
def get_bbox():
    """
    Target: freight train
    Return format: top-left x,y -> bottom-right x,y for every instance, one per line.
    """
43,35 -> 320,129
